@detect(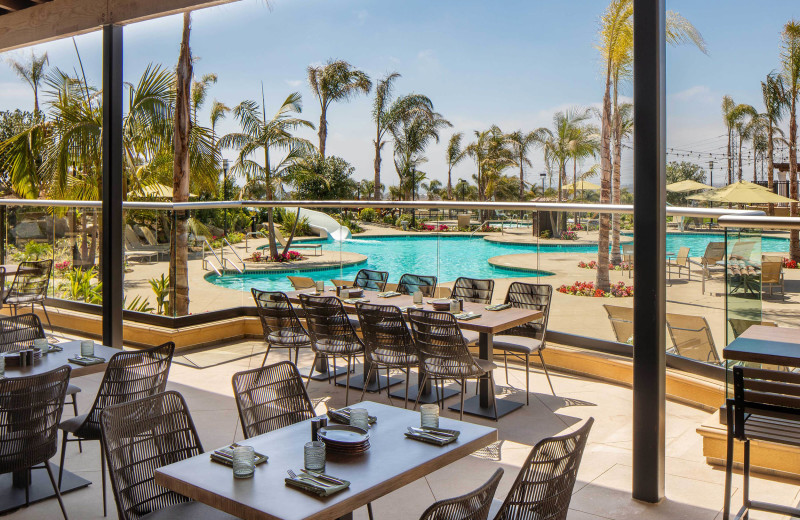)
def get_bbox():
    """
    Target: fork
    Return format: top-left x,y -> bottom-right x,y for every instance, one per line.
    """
287,469 -> 333,487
